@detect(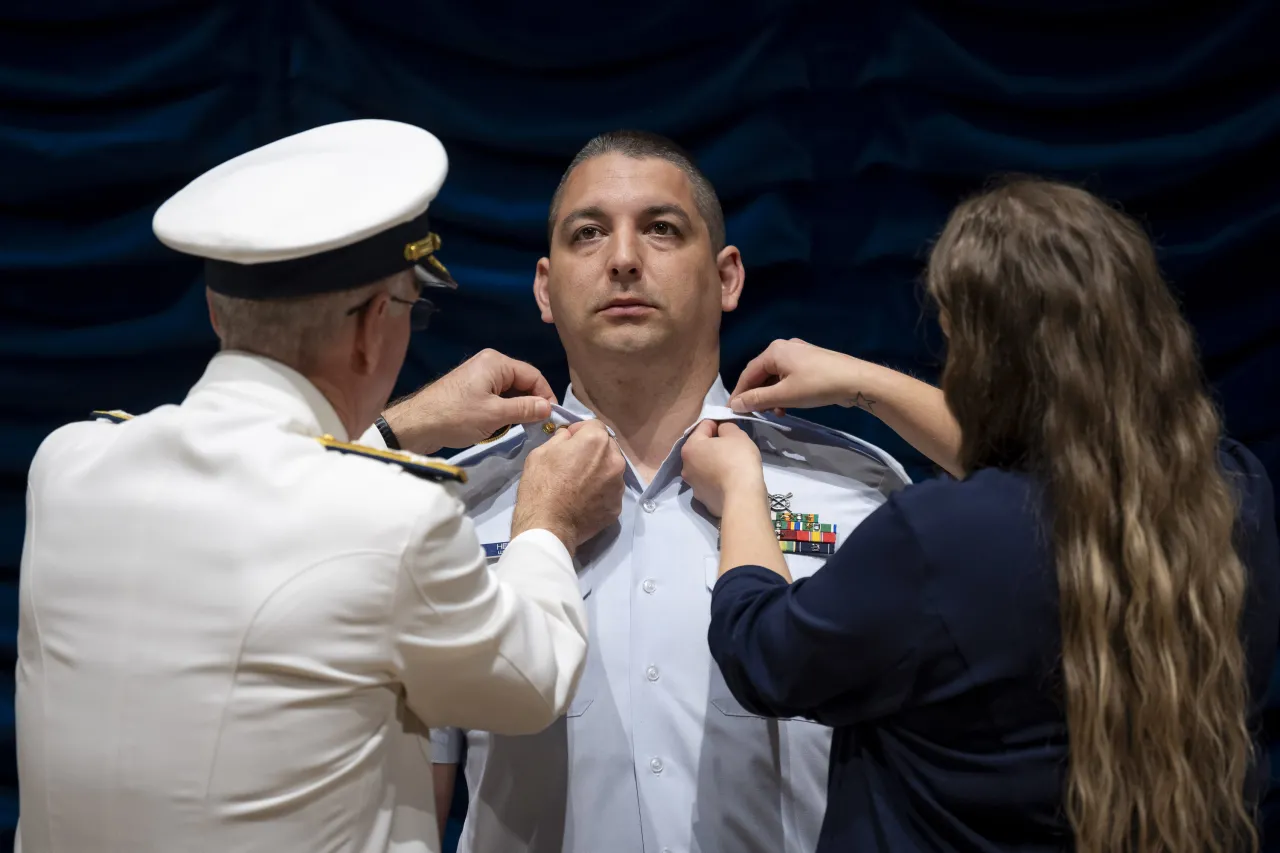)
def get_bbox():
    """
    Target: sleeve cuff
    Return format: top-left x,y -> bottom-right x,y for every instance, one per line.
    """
358,422 -> 388,449
429,727 -> 463,764
502,528 -> 573,570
